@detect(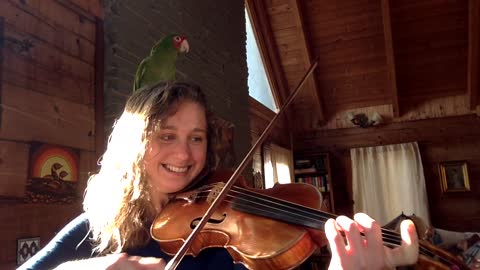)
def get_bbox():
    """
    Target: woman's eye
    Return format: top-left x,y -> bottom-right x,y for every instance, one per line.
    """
191,136 -> 204,143
159,134 -> 175,142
